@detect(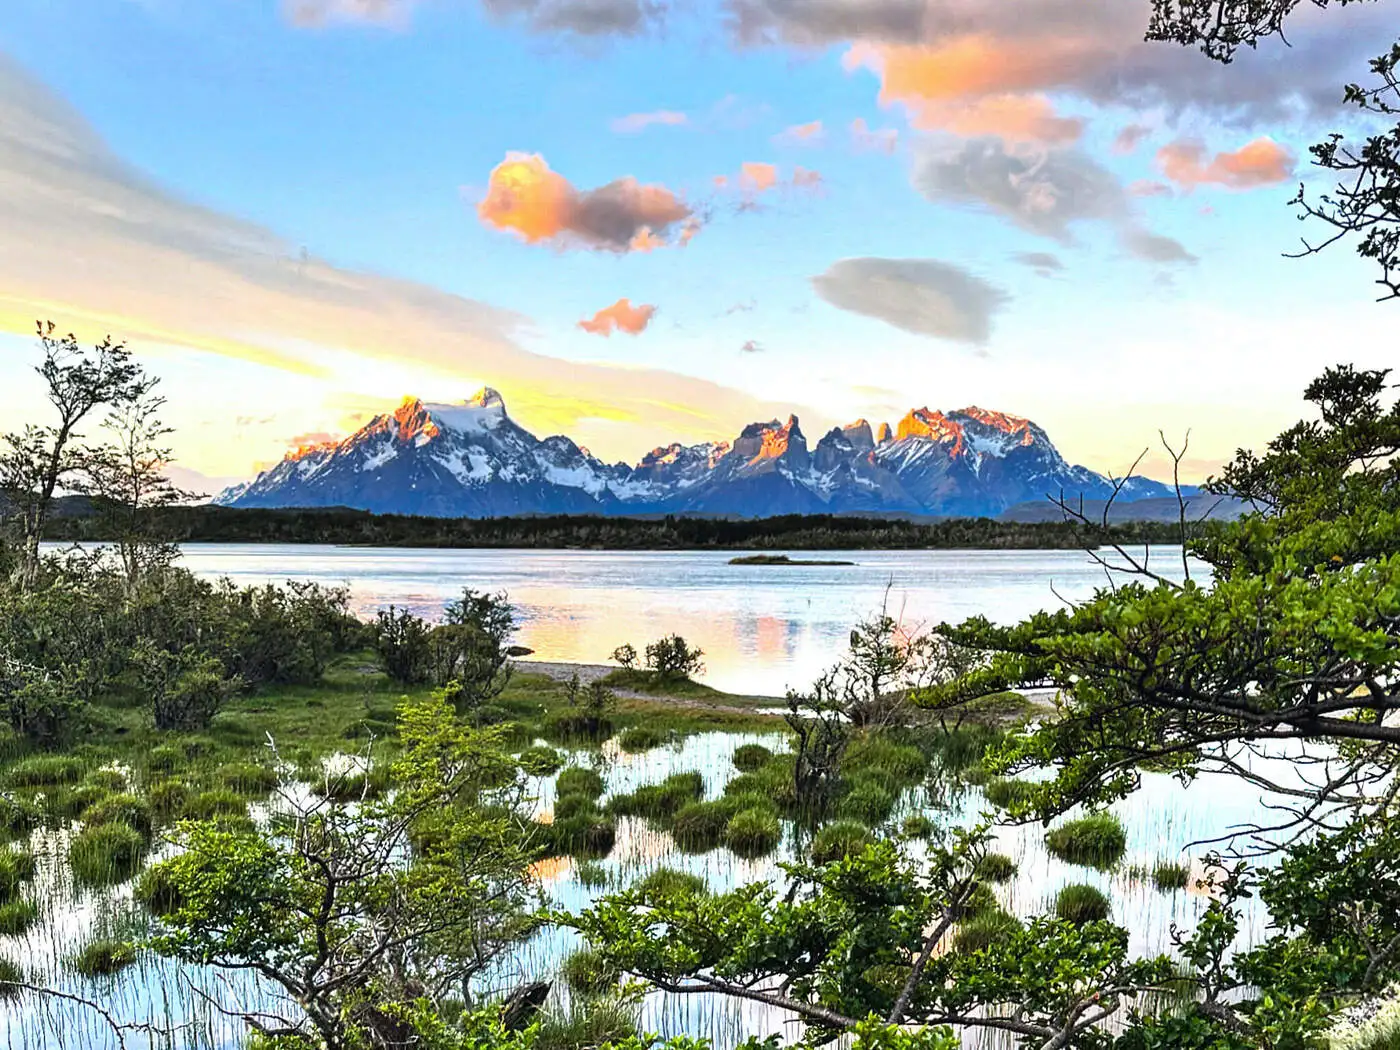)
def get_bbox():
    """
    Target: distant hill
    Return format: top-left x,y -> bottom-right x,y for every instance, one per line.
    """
999,494 -> 1247,524
218,387 -> 1185,520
